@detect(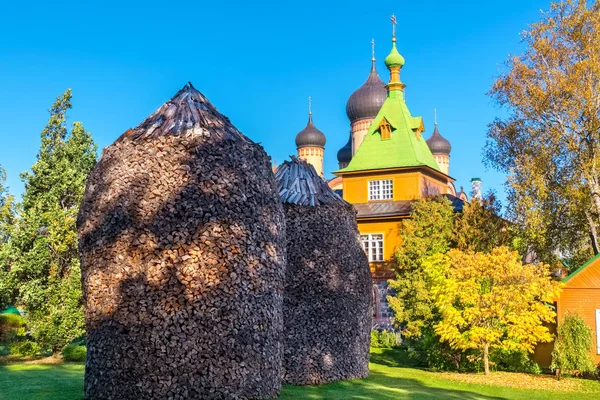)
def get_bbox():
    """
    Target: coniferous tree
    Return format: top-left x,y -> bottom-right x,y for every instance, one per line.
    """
10,90 -> 97,353
0,166 -> 16,310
